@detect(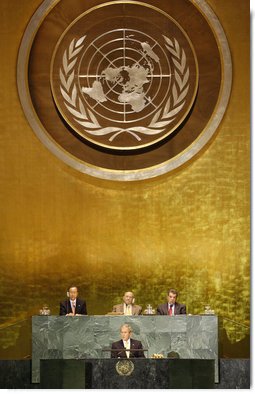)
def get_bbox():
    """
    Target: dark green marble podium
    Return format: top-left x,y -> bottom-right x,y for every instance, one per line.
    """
40,359 -> 215,389
32,315 -> 218,383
